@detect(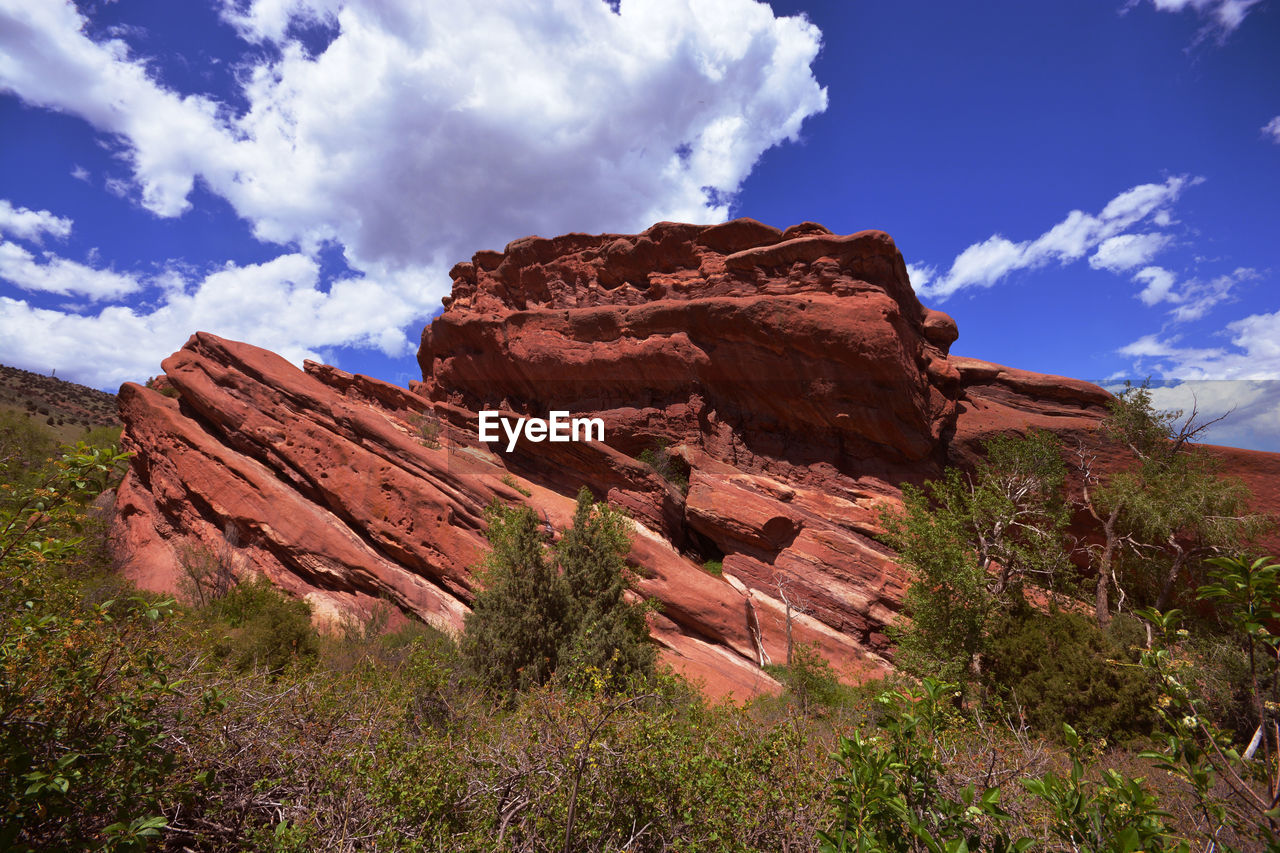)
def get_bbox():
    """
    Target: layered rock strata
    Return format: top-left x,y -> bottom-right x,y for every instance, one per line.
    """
112,219 -> 1279,699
